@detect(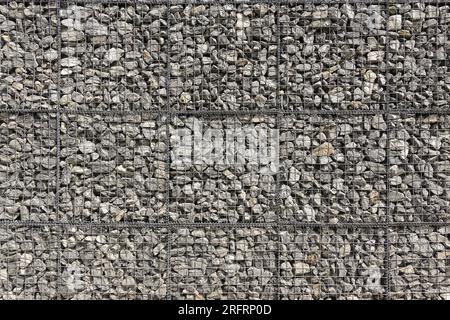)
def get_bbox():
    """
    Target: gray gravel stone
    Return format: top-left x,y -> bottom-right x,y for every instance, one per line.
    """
390,226 -> 450,300
387,4 -> 450,110
60,227 -> 167,300
280,4 -> 386,110
280,227 -> 385,300
280,114 -> 387,223
169,115 -> 277,223
0,1 -> 58,109
171,227 -> 277,300
0,226 -> 59,299
0,113 -> 57,221
1,1 -> 450,301
59,2 -> 168,111
389,114 -> 450,223
169,3 -> 277,111
58,113 -> 167,222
